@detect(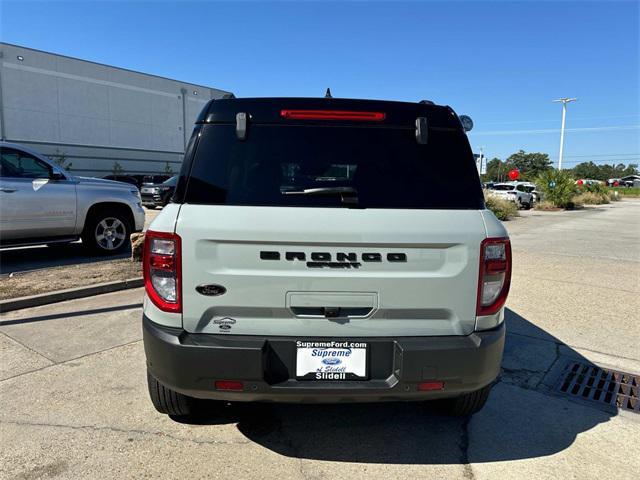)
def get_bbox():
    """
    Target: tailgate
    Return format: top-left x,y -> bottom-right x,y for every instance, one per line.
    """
177,206 -> 486,337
